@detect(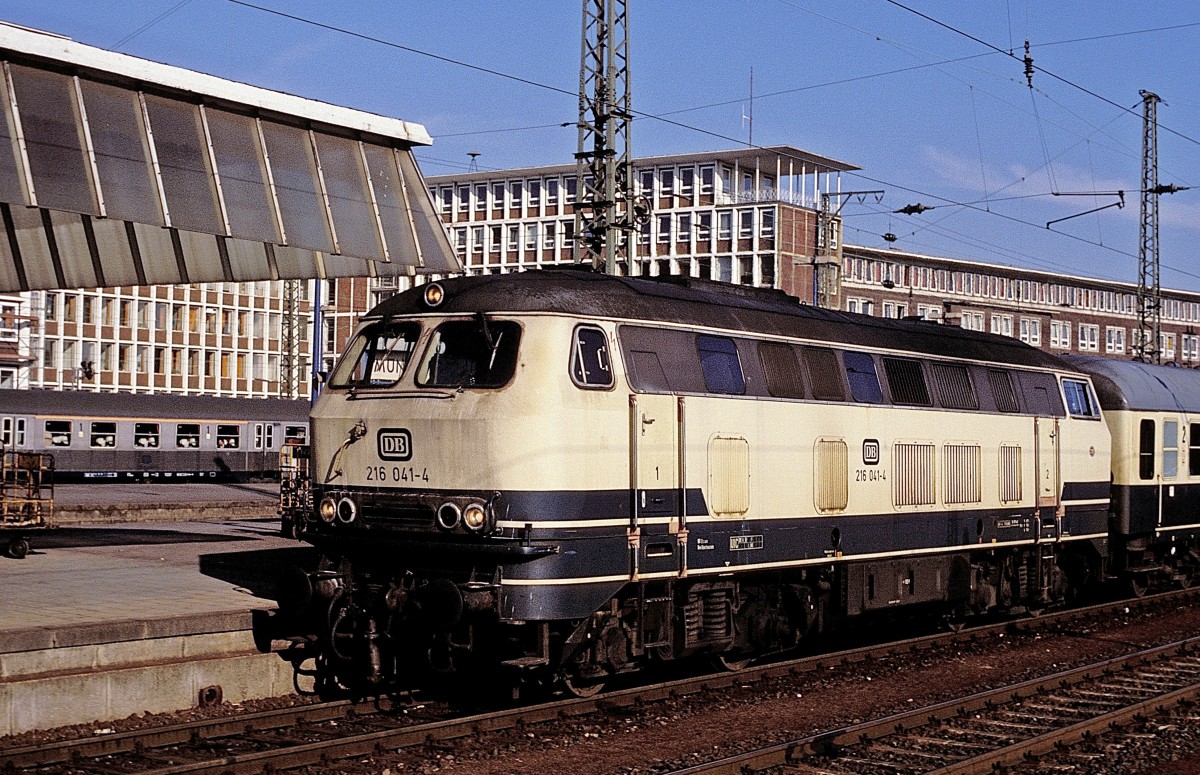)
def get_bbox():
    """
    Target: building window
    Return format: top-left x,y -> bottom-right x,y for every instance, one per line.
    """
1051,320 -> 1072,350
564,176 -> 577,203
697,212 -> 712,241
717,211 -> 732,240
738,209 -> 754,239
509,181 -> 523,208
990,314 -> 1013,338
528,179 -> 542,207
1078,324 -> 1100,352
677,213 -> 692,243
960,312 -> 984,331
473,183 -> 486,211
1019,318 -> 1041,346
491,182 -> 505,209
1106,326 -> 1126,355
639,169 -> 654,196
524,223 -> 539,250
699,165 -> 715,195
679,167 -> 694,197
759,208 -> 774,238
1182,333 -> 1199,363
660,168 -> 675,195
657,214 -> 671,244
1162,332 -> 1178,360
546,178 -> 559,206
